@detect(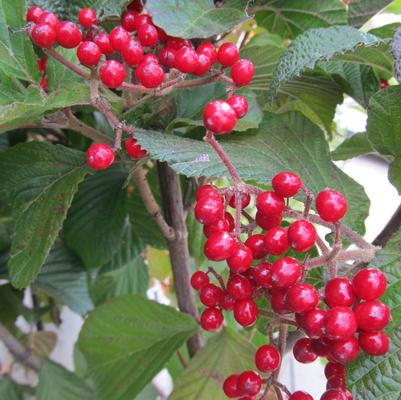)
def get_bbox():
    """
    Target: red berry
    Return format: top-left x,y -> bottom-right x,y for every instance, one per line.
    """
190,271 -> 209,291
56,21 -> 82,48
293,338 -> 318,363
272,172 -> 302,198
38,12 -> 59,28
270,288 -> 291,314
359,330 -> 389,356
128,0 -> 144,13
203,100 -> 237,135
227,95 -> 249,119
256,191 -> 285,217
264,227 -> 289,255
325,362 -> 346,380
204,212 -> 234,238
287,283 -> 319,313
255,345 -> 280,372
193,53 -> 211,76
231,59 -> 254,86
142,54 -> 159,64
271,257 -> 302,288
99,60 -> 126,88
86,143 -> 114,170
166,37 -> 191,50
316,189 -> 347,222
331,336 -> 359,363
109,26 -> 130,51
223,375 -> 242,398
196,184 -> 219,200
197,41 -> 217,64
233,299 -> 258,326
303,309 -> 327,338
245,234 -> 268,259
354,301 -> 391,332
311,337 -> 332,357
156,27 -> 168,42
221,291 -> 236,311
227,243 -> 253,273
229,192 -> 251,209
31,23 -> 56,48
27,6 -> 44,23
93,33 -> 113,55
133,14 -> 152,31
288,220 -> 316,252
121,10 -> 137,32
342,389 -> 353,400
254,262 -> 273,288
40,77 -> 47,91
290,392 -> 314,400
321,390 -> 346,400
200,283 -> 223,307
200,308 -> 223,331
135,61 -> 165,88
325,277 -> 356,308
237,371 -> 262,396
352,268 -> 387,301
255,211 -> 282,231
124,137 -> 148,159
227,274 -> 252,300
159,47 -> 176,68
37,56 -> 47,73
121,39 -> 144,66
195,195 -> 224,225
217,42 -> 239,67
138,23 -> 159,47
174,46 -> 199,73
326,377 -> 346,389
79,8 -> 97,29
324,307 -> 358,340
77,41 -> 102,66
204,232 -> 236,261
380,78 -> 389,90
